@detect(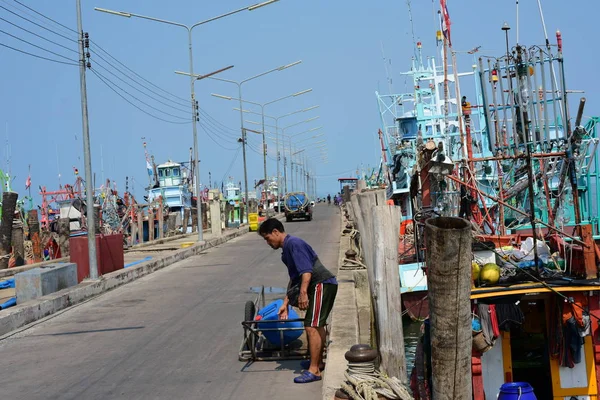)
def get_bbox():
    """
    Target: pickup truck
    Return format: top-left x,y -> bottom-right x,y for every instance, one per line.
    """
284,192 -> 312,222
